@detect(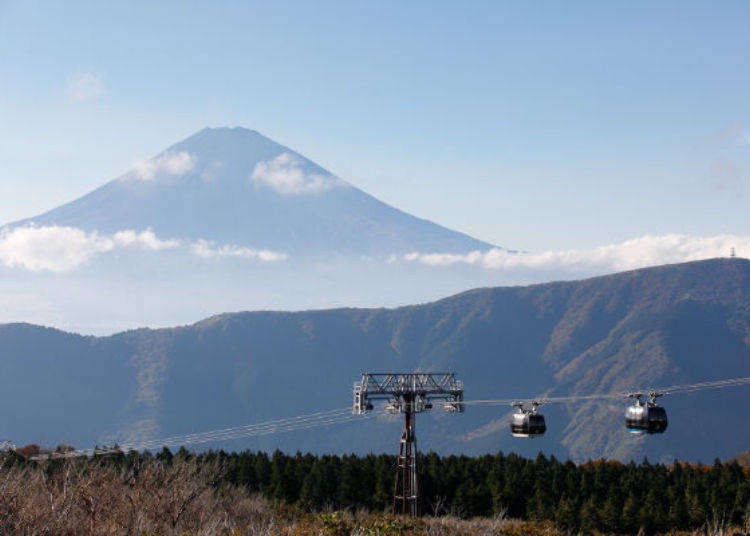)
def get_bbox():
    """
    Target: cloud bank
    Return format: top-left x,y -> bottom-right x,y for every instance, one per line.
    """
2,226 -> 744,279
398,234 -> 748,274
251,152 -> 337,195
0,226 -> 286,273
190,239 -> 288,262
133,152 -> 196,181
